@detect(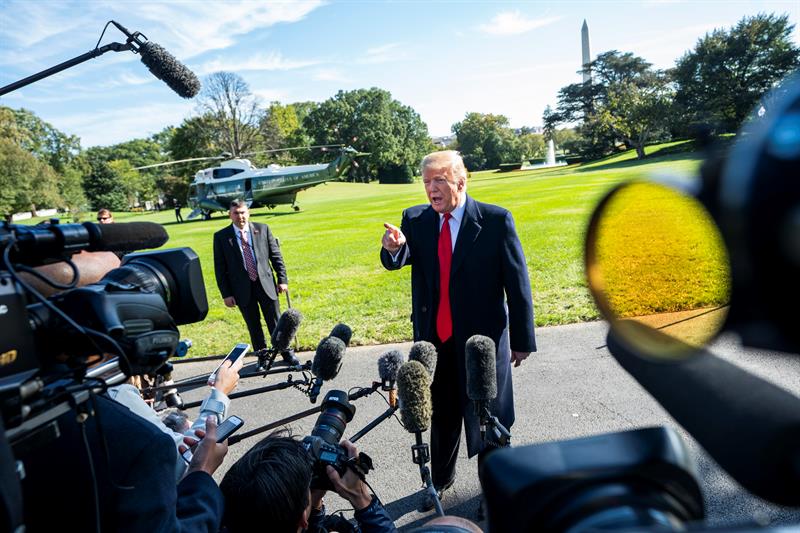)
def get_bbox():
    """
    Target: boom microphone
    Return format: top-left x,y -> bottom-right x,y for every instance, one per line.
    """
309,336 -> 345,403
378,350 -> 403,408
138,41 -> 201,98
88,221 -> 169,251
397,361 -> 432,433
329,323 -> 353,346
608,329 -> 800,506
271,308 -> 302,353
408,341 -> 437,379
